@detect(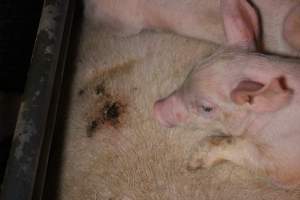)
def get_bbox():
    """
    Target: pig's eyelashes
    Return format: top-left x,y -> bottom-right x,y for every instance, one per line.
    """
191,100 -> 216,118
198,103 -> 218,119
201,105 -> 213,112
